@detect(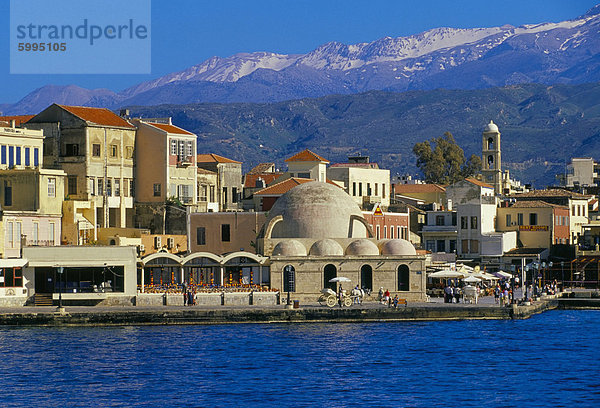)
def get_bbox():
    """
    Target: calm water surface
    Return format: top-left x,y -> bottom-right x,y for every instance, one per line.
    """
0,310 -> 598,407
